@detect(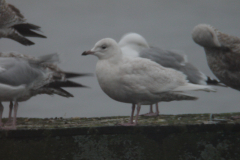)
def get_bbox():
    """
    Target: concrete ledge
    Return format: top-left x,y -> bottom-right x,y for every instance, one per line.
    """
1,113 -> 240,160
